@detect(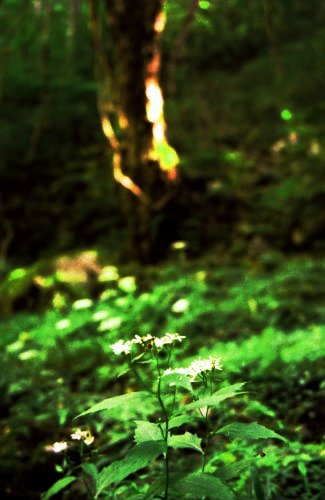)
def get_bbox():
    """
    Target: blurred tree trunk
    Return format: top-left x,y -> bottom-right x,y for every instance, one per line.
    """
89,0 -> 178,262
263,0 -> 284,107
